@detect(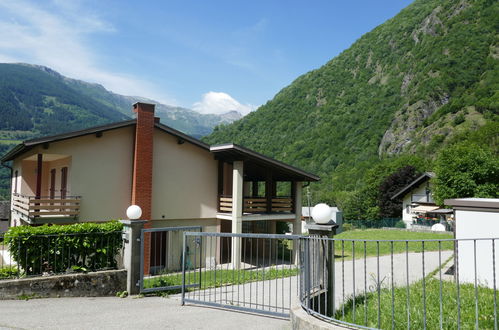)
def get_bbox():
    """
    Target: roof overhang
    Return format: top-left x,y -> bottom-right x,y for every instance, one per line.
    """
391,172 -> 435,200
445,198 -> 499,212
210,143 -> 319,182
412,205 -> 439,213
1,120 -> 136,163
